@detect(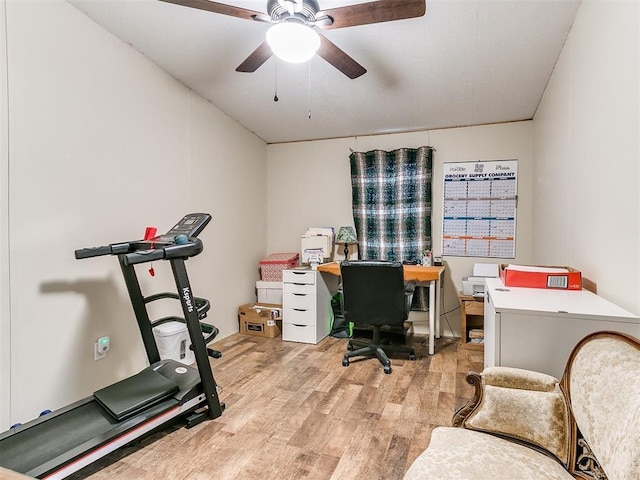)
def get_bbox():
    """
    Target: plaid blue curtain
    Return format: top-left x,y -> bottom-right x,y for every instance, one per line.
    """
350,146 -> 433,263
350,147 -> 433,311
